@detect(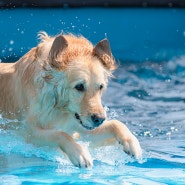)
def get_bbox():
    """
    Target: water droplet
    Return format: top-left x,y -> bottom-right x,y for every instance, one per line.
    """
10,40 -> 14,45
